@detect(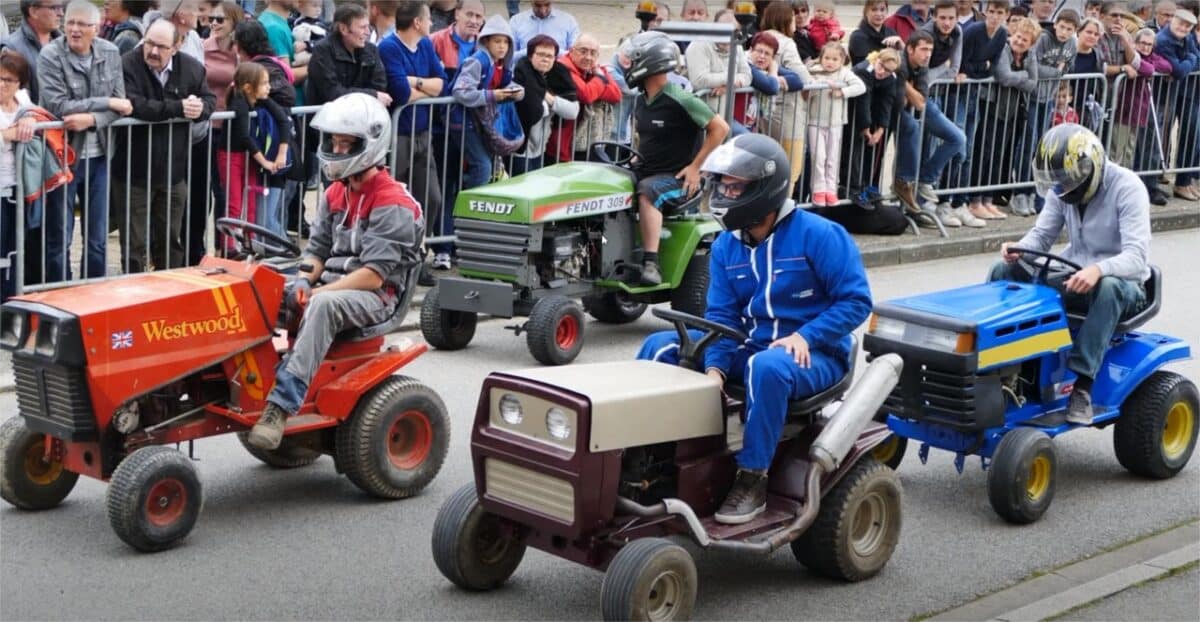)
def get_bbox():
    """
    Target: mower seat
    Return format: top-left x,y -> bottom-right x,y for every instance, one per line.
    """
335,262 -> 422,342
723,336 -> 859,421
1066,265 -> 1161,334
